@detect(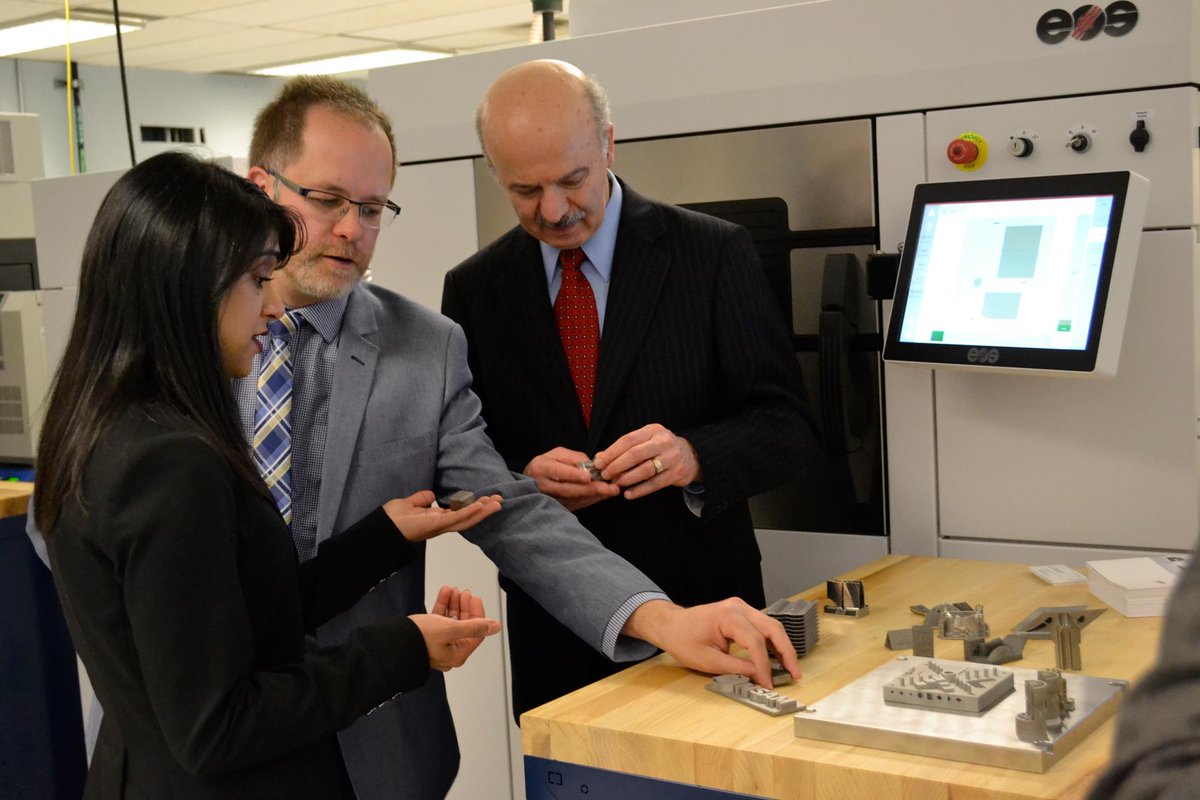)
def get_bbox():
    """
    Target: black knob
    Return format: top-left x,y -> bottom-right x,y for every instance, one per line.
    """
1129,120 -> 1150,152
1008,137 -> 1034,157
1068,133 -> 1091,153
